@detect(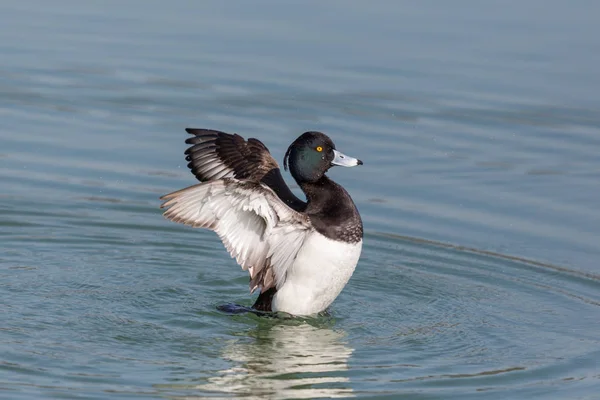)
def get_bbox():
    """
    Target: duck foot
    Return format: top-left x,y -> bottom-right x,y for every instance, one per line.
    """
217,303 -> 272,317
